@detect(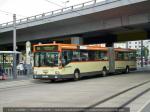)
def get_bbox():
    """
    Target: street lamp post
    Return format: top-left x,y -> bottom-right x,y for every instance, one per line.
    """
13,14 -> 17,79
141,40 -> 144,67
